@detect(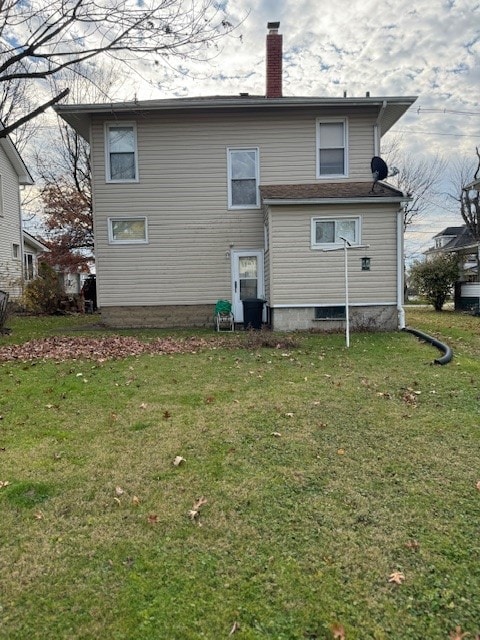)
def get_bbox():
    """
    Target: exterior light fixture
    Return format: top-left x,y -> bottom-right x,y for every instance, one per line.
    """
361,257 -> 371,271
